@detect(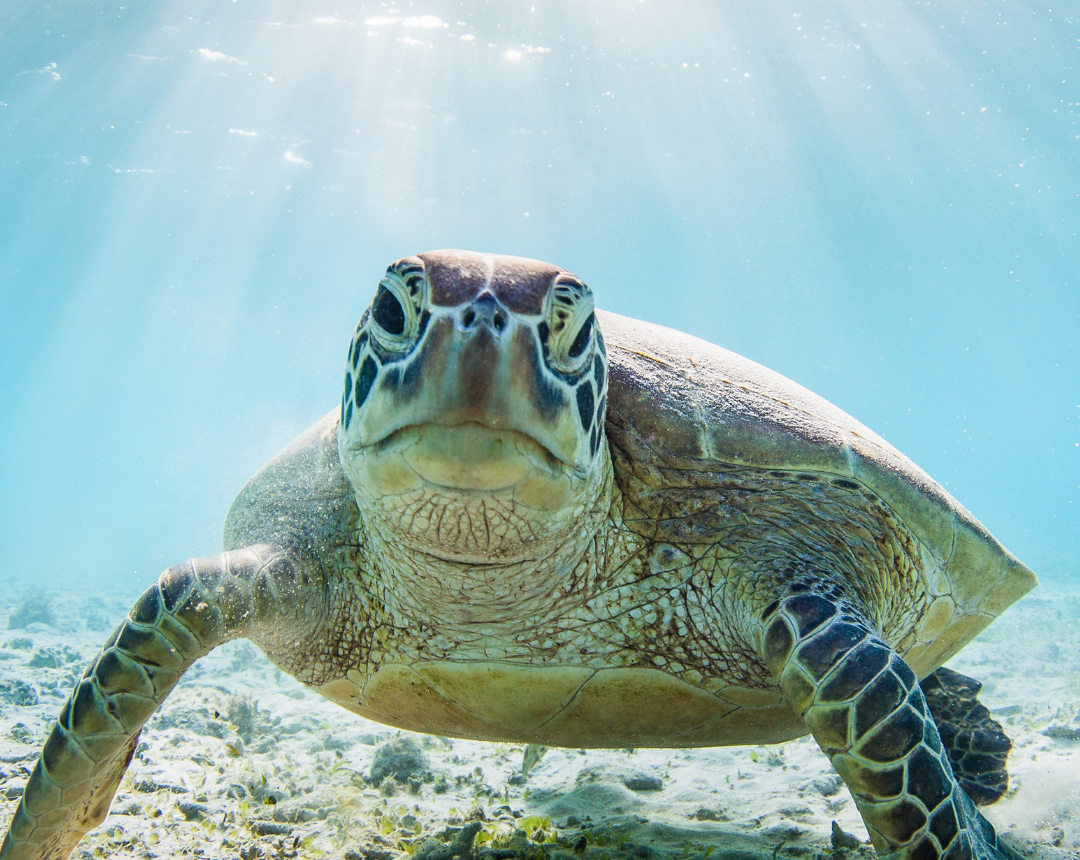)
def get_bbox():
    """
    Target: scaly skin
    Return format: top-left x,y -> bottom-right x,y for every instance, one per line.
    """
0,546 -> 319,860
761,592 -> 1020,860
919,669 -> 1011,806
